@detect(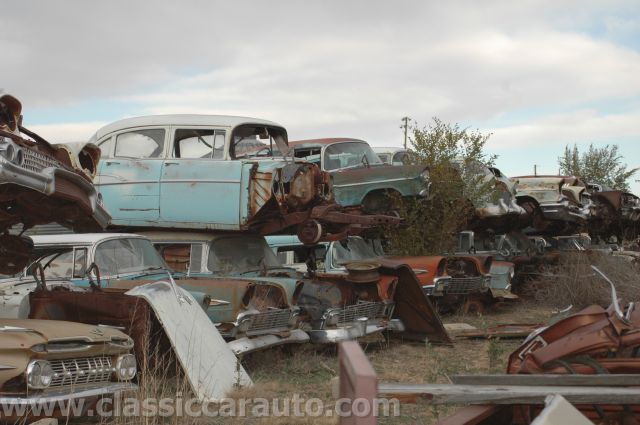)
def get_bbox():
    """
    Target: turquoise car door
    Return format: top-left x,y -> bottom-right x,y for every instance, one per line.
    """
96,127 -> 166,224
160,128 -> 242,228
